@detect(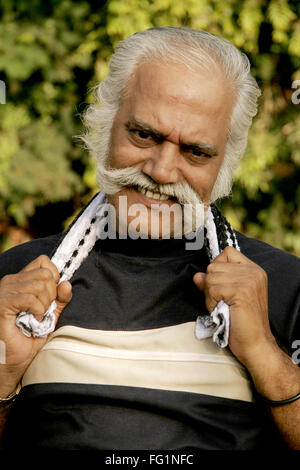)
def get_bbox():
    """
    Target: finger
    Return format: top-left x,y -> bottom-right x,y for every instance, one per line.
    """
54,281 -> 72,319
29,278 -> 57,312
21,255 -> 60,283
3,293 -> 46,319
213,246 -> 254,265
204,284 -> 235,314
193,272 -> 206,291
193,271 -> 237,313
205,272 -> 243,286
15,267 -> 58,283
57,281 -> 72,304
1,275 -> 58,312
206,262 -> 255,275
1,268 -> 55,288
